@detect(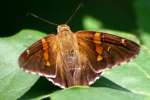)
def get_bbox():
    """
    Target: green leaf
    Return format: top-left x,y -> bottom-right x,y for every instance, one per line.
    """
0,29 -> 46,100
33,87 -> 148,100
